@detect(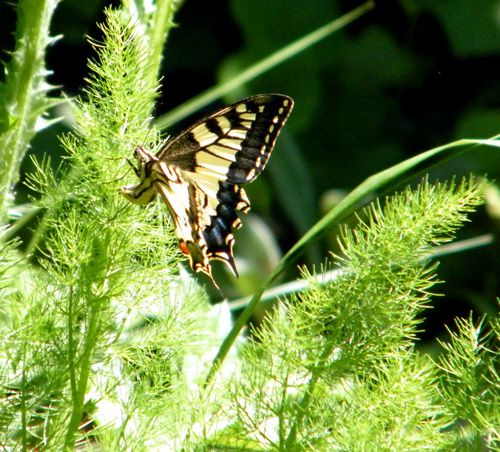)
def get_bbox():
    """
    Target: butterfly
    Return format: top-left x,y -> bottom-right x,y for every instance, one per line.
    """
120,94 -> 294,287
